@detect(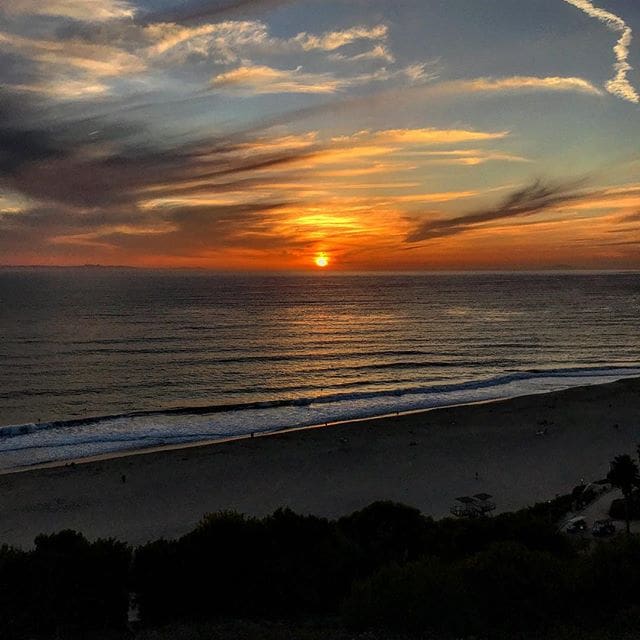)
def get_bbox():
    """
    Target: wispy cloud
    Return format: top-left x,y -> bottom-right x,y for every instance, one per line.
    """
240,72 -> 600,137
294,25 -> 388,52
329,44 -> 396,64
621,211 -> 640,223
9,79 -> 110,99
141,0 -> 292,26
3,0 -> 136,21
407,179 -> 590,242
354,128 -> 510,145
0,85 -> 525,262
1,1 -> 637,268
145,21 -> 392,65
403,149 -> 530,166
407,179 -> 640,243
562,0 -> 639,103
8,16 -> 403,102
211,64 -> 350,94
0,31 -> 146,76
144,19 -> 273,62
436,75 -> 602,96
210,62 -> 434,95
